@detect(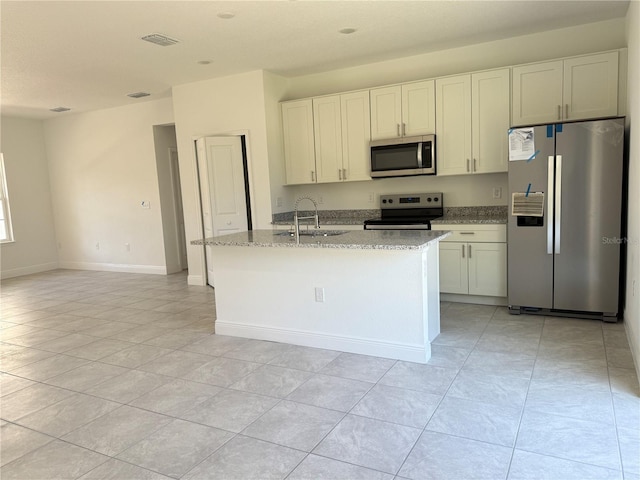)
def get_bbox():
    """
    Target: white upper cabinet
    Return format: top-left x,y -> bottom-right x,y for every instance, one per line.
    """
313,95 -> 343,183
313,91 -> 371,183
282,99 -> 316,185
340,91 -> 372,182
282,91 -> 371,186
401,81 -> 436,137
512,51 -> 618,126
436,69 -> 509,176
370,80 -> 435,140
282,50 -> 622,185
435,75 -> 472,176
472,69 -> 510,174
563,52 -> 619,121
370,86 -> 402,140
